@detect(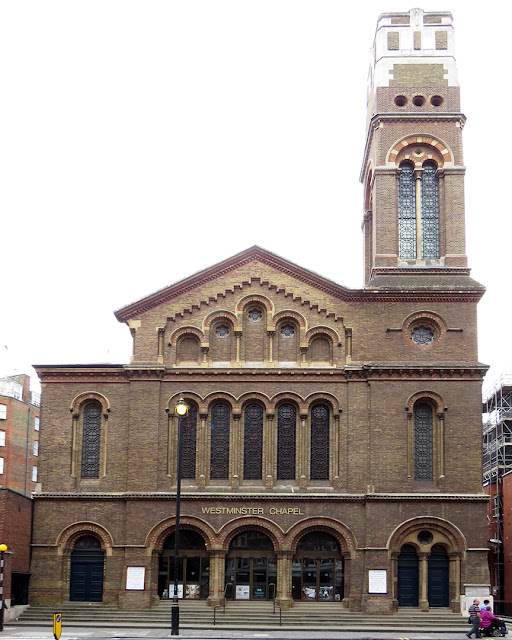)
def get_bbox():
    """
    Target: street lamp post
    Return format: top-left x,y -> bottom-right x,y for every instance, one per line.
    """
171,398 -> 189,636
0,544 -> 8,632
